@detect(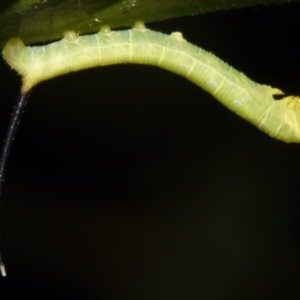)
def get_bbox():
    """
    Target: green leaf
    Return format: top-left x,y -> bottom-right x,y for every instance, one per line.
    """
0,0 -> 290,48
